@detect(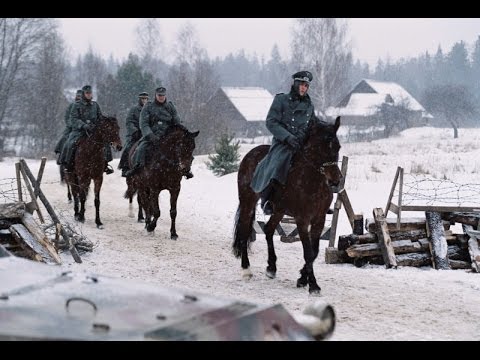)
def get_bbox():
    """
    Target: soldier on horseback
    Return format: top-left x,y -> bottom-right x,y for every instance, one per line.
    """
55,89 -> 82,161
125,86 -> 194,179
59,85 -> 115,174
118,91 -> 149,177
251,71 -> 317,215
